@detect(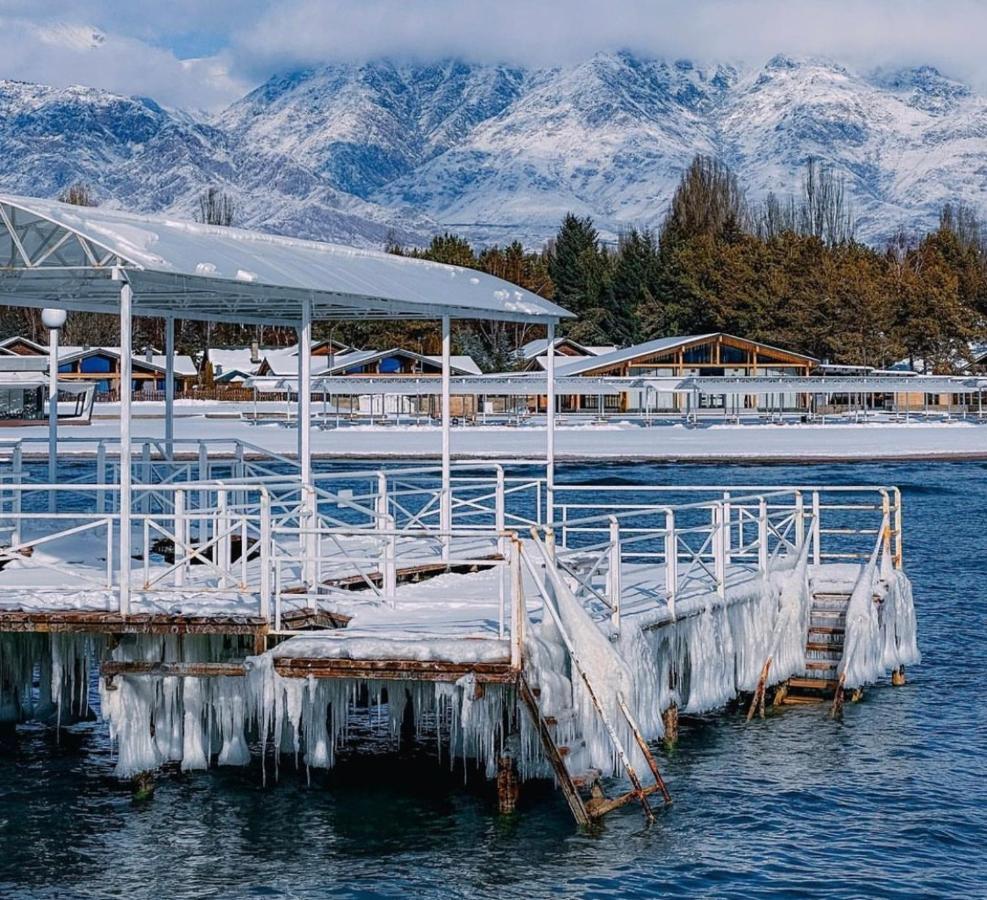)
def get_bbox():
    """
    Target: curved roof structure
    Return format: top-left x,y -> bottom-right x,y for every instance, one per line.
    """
0,194 -> 571,326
